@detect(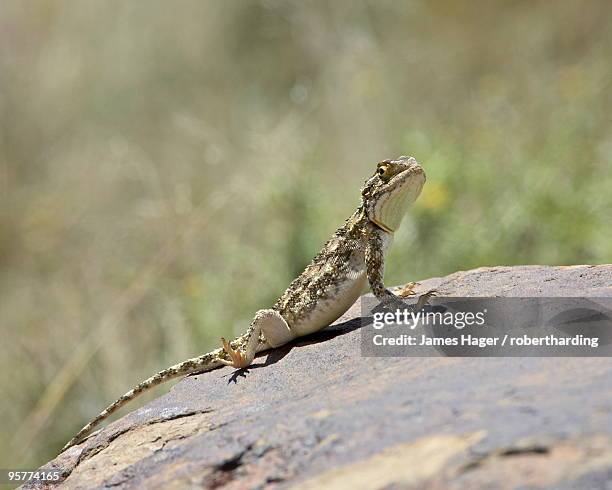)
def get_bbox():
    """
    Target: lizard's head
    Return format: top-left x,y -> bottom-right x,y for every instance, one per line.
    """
361,156 -> 425,233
